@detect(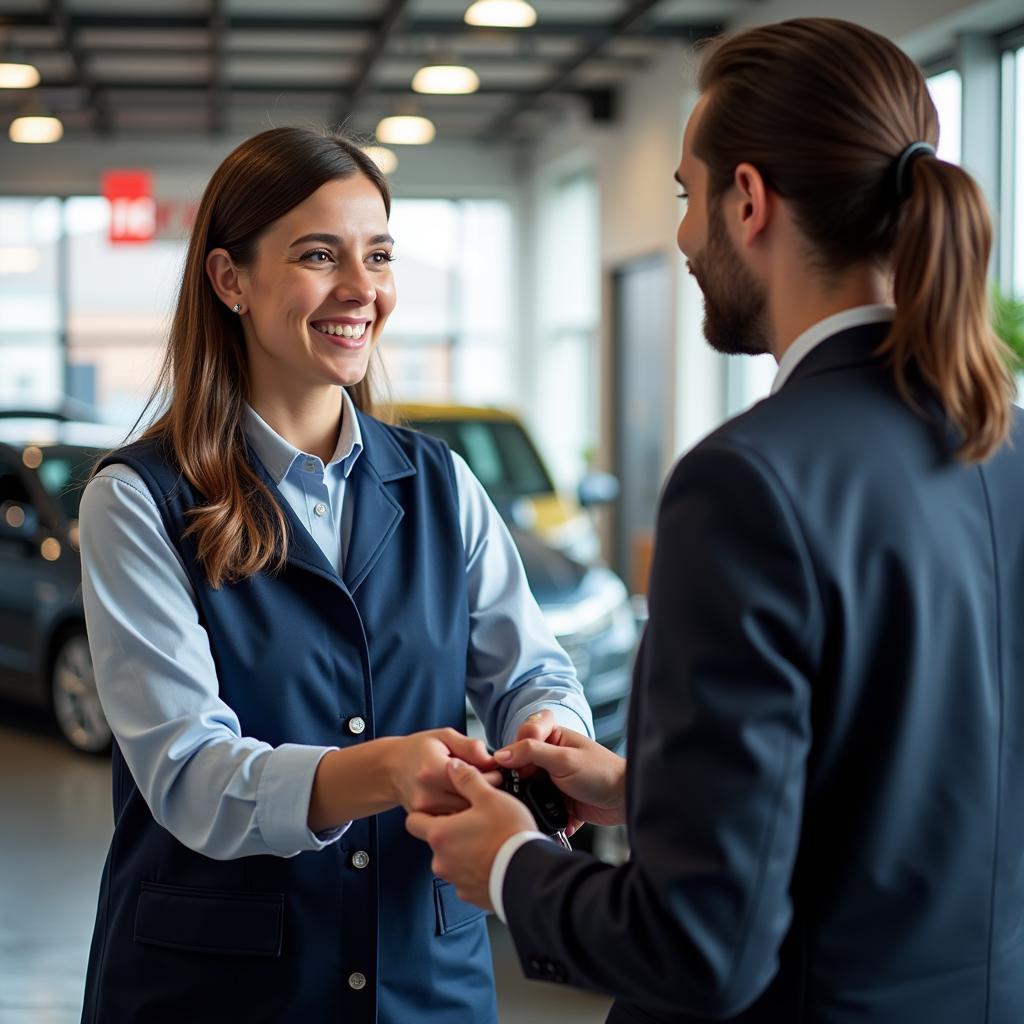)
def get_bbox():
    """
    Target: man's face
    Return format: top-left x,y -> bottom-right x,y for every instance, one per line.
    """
675,95 -> 770,357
